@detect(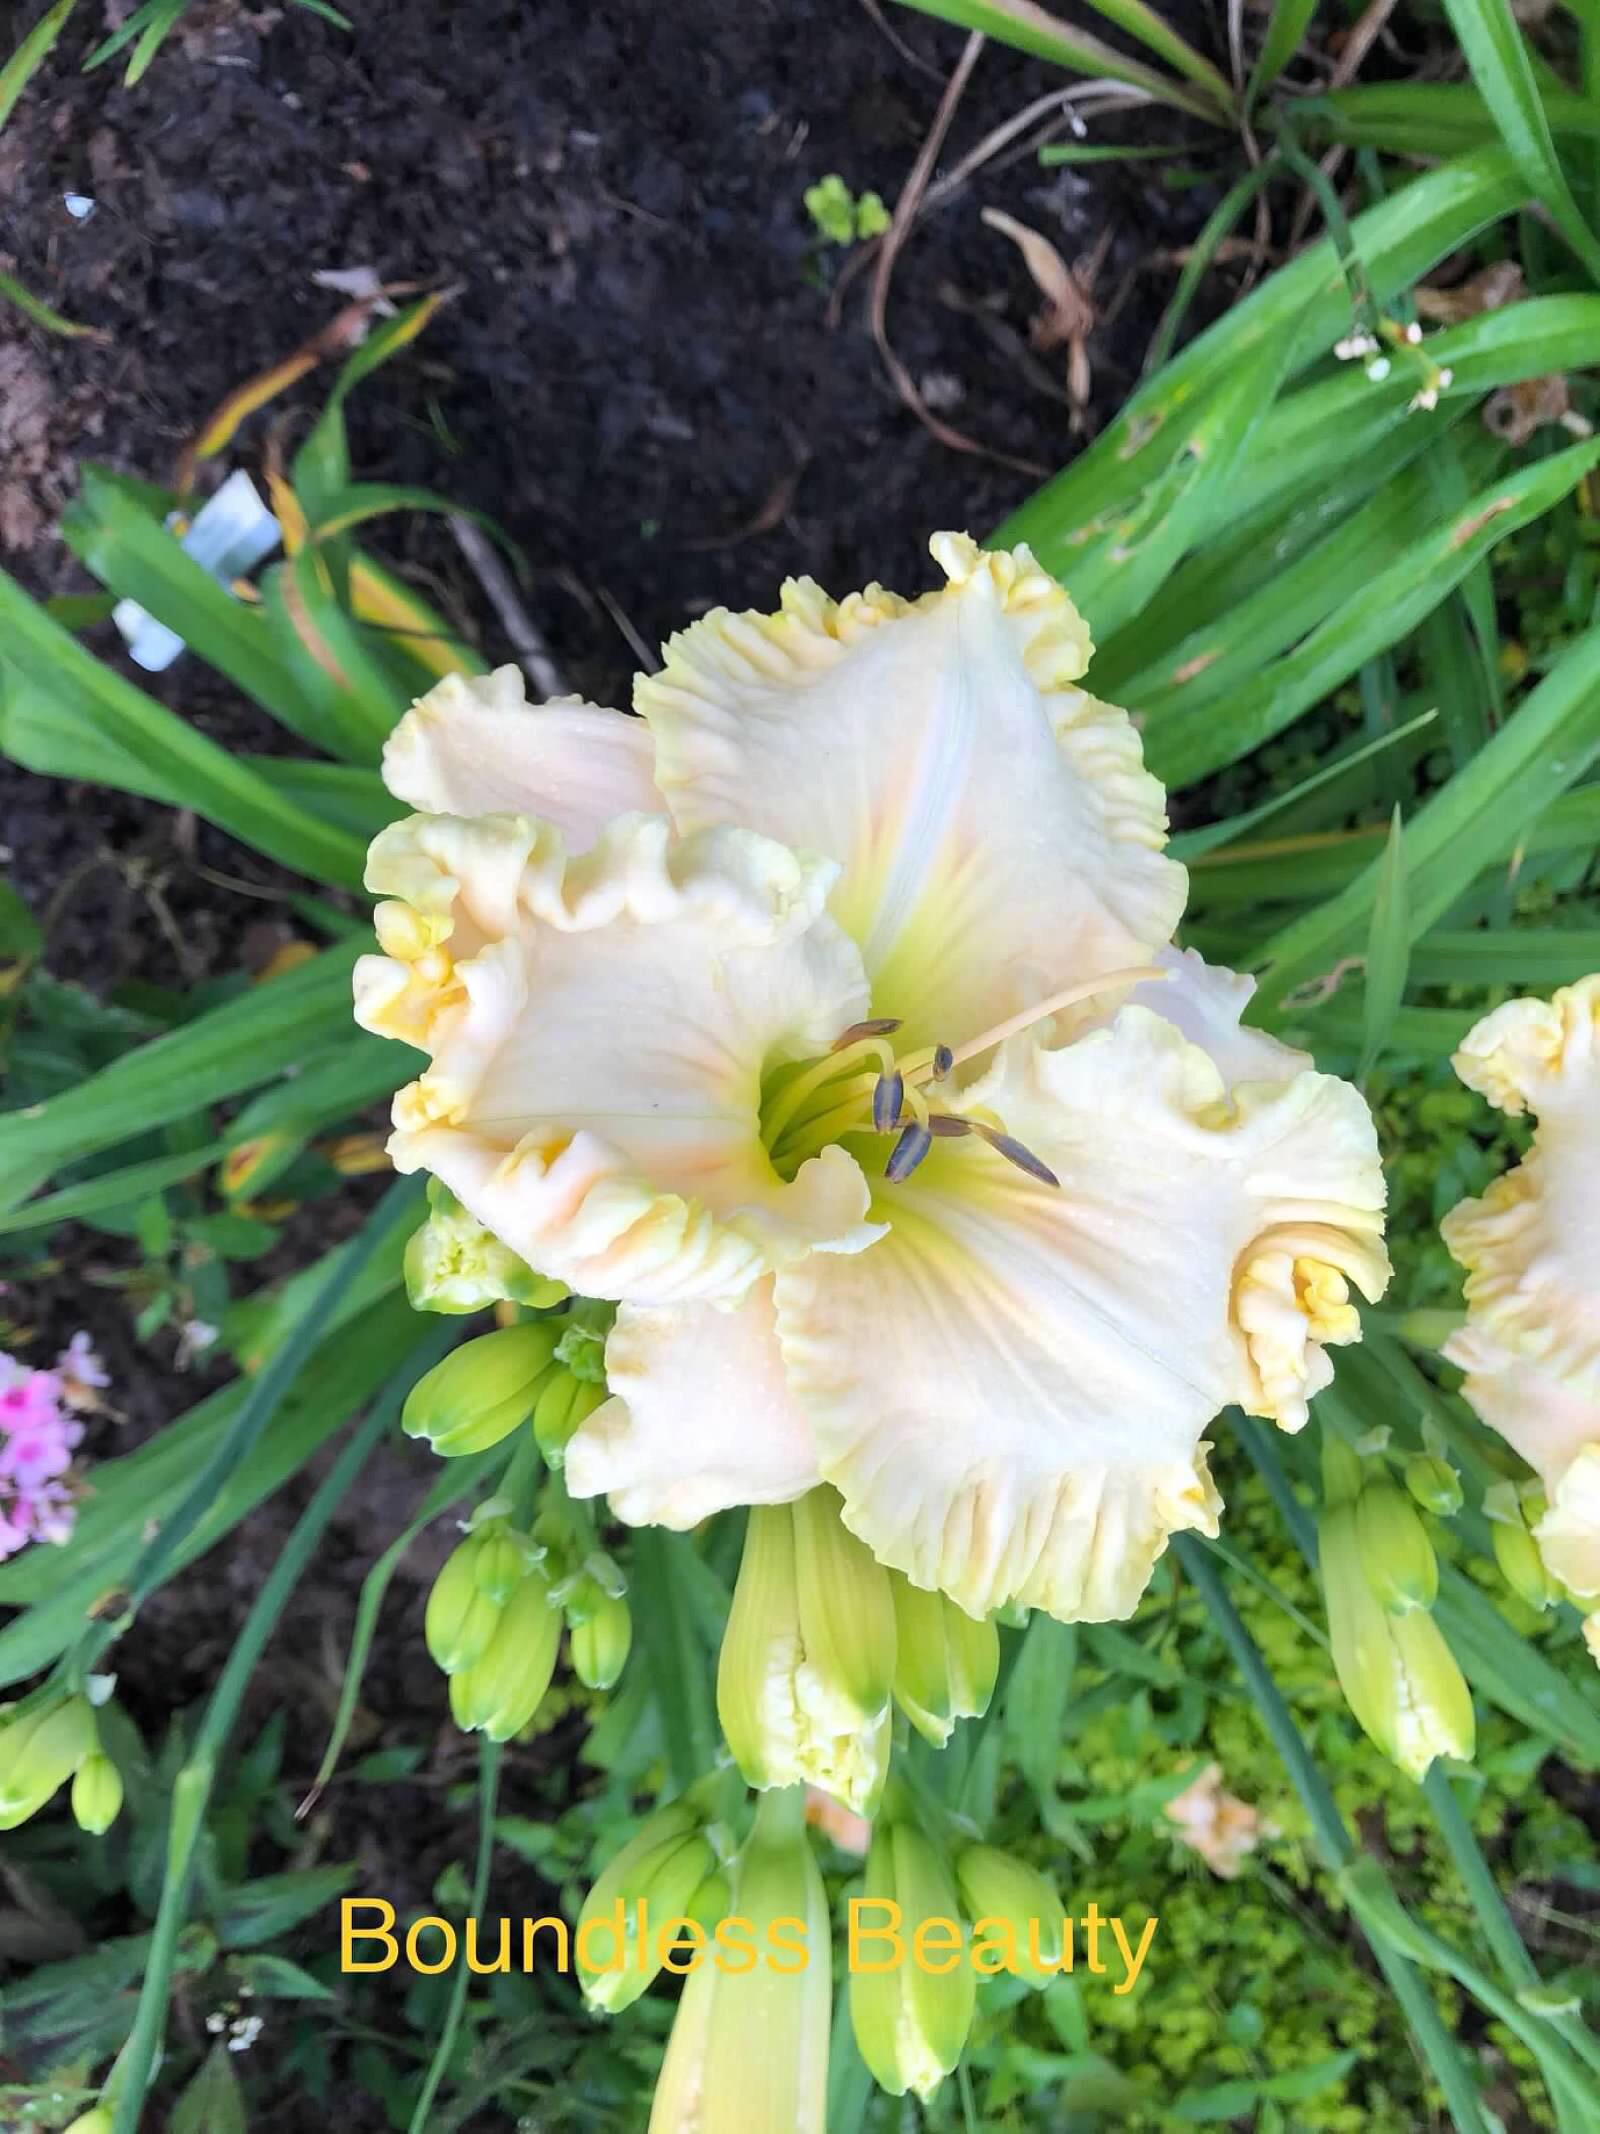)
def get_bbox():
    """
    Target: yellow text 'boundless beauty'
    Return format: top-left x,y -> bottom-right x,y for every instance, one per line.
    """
339,1897 -> 1158,1994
